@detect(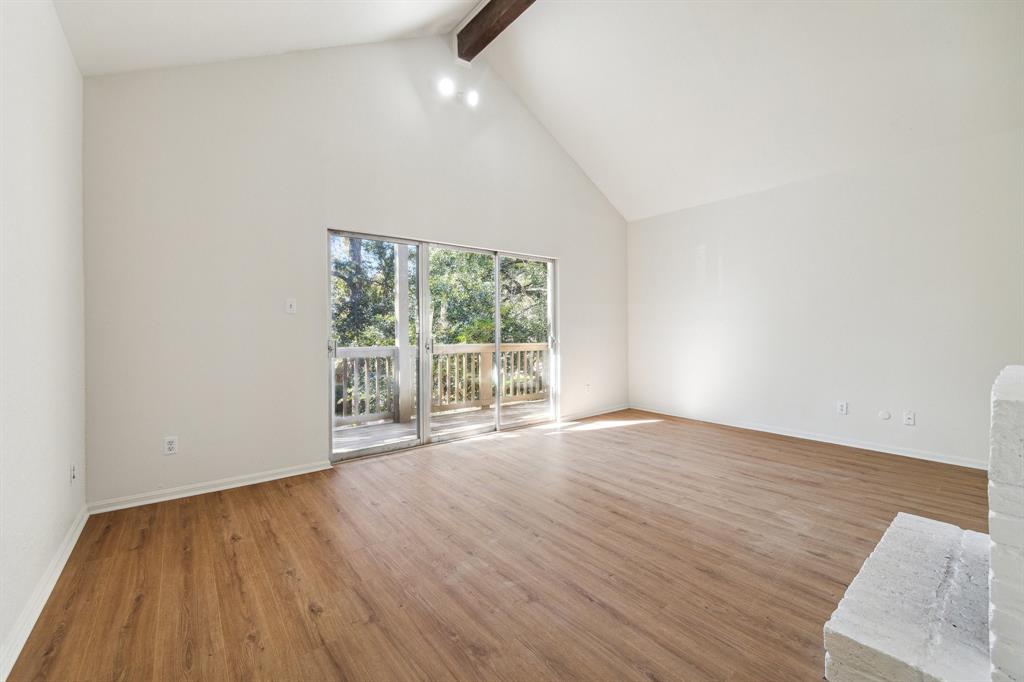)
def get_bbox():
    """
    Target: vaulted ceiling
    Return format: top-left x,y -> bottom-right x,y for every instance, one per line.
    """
54,0 -> 474,76
54,0 -> 1023,222
484,0 -> 1024,220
